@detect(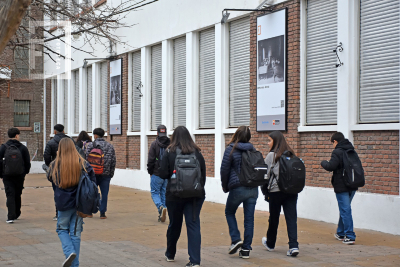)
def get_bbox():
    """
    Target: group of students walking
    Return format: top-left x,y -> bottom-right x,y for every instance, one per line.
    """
1,123 -> 363,267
